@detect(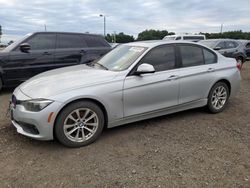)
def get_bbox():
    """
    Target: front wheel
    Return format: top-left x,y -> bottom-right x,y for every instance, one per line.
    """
55,101 -> 104,147
207,82 -> 229,113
